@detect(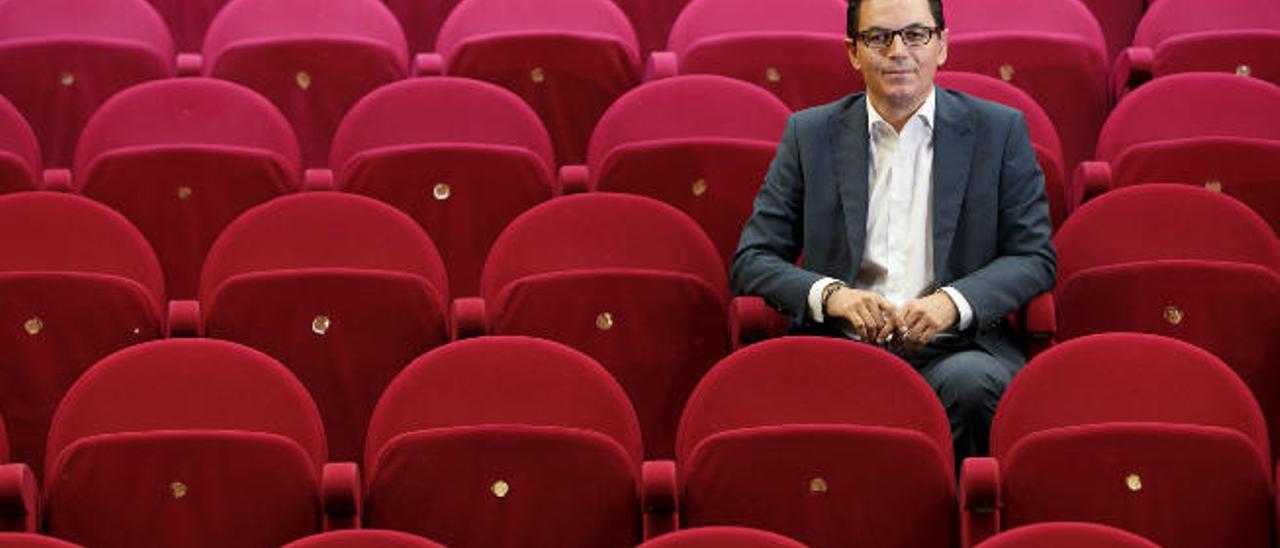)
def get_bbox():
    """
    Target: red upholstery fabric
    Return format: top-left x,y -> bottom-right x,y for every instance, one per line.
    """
612,0 -> 691,57
74,78 -> 301,299
1132,0 -> 1280,85
480,193 -> 727,458
1077,0 -> 1147,62
945,0 -> 1107,176
283,530 -> 446,548
0,193 -> 163,479
638,526 -> 806,547
665,0 -> 858,110
1095,74 -> 1280,230
147,0 -> 230,51
975,522 -> 1160,547
436,0 -> 640,165
365,337 -> 643,547
587,75 -> 789,266
382,0 -> 458,54
677,336 -> 954,547
0,95 -> 40,194
43,339 -> 328,548
934,71 -> 1067,228
203,0 -> 409,166
331,77 -> 556,297
201,193 -> 449,463
988,334 -> 1272,548
0,0 -> 175,167
0,534 -> 85,547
